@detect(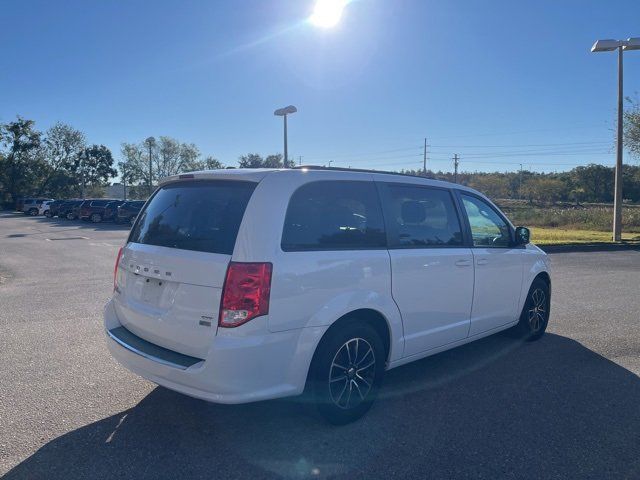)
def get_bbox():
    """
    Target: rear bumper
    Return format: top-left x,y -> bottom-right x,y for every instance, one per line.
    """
104,299 -> 325,404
